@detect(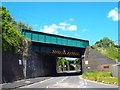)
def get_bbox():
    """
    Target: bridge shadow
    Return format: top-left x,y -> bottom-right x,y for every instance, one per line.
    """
44,70 -> 82,77
56,71 -> 81,77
